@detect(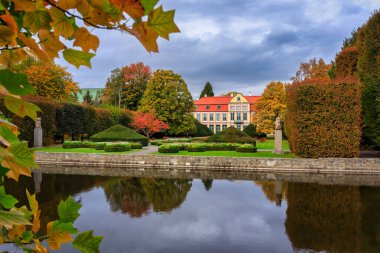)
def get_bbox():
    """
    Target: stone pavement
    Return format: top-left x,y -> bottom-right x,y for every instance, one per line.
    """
130,144 -> 158,155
